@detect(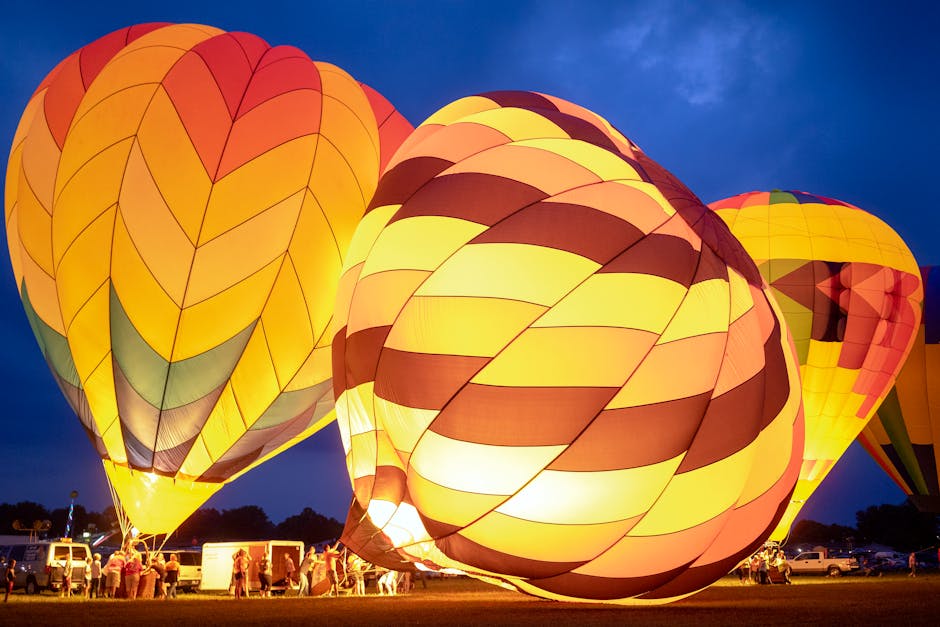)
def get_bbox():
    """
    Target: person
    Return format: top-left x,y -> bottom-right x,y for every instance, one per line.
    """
378,569 -> 398,596
322,542 -> 341,597
105,551 -> 125,598
124,552 -> 142,599
257,552 -> 271,598
298,548 -> 314,597
908,552 -> 917,577
90,553 -> 102,599
151,553 -> 166,599
757,551 -> 769,585
399,570 -> 412,594
774,550 -> 791,584
736,556 -> 750,584
233,549 -> 249,599
347,554 -> 365,596
61,552 -> 73,597
164,554 -> 180,599
4,559 -> 15,602
284,552 -> 296,592
83,556 -> 93,597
